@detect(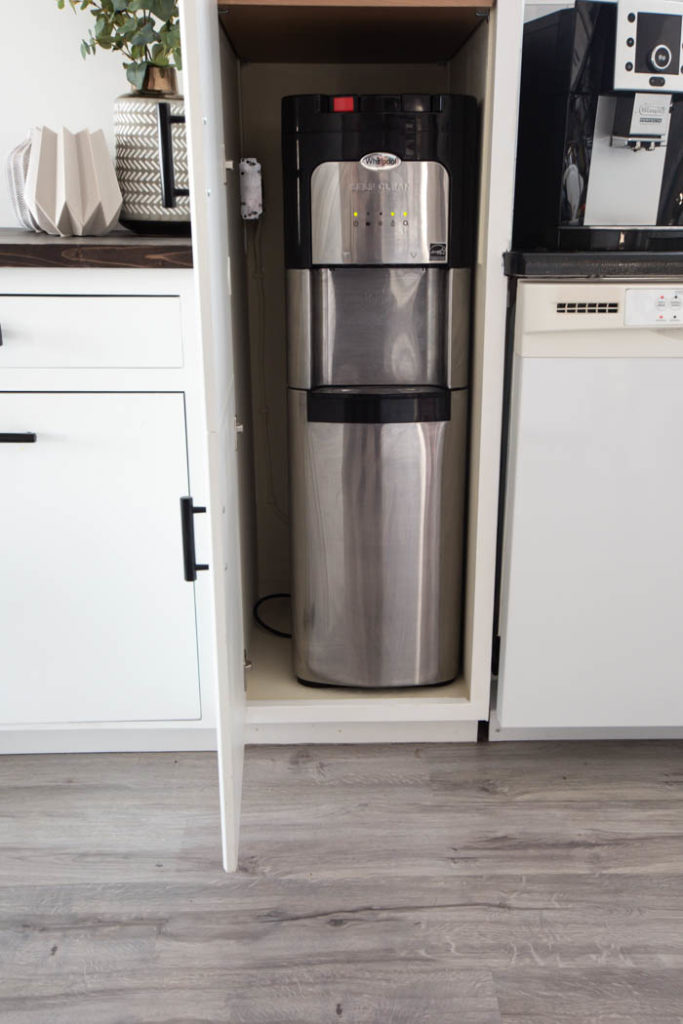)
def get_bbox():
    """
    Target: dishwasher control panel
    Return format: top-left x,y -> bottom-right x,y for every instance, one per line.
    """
626,288 -> 683,325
